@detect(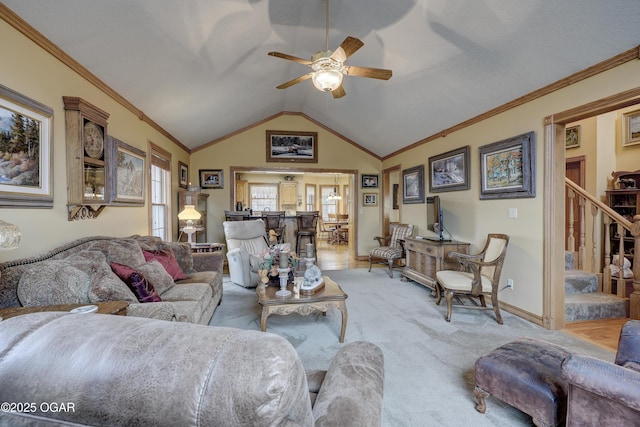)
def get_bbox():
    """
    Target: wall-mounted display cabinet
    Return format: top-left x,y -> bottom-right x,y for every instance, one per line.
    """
63,96 -> 110,220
